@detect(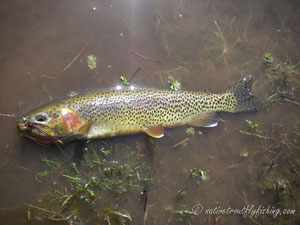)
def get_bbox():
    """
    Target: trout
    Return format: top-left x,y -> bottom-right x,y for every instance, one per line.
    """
17,75 -> 261,144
